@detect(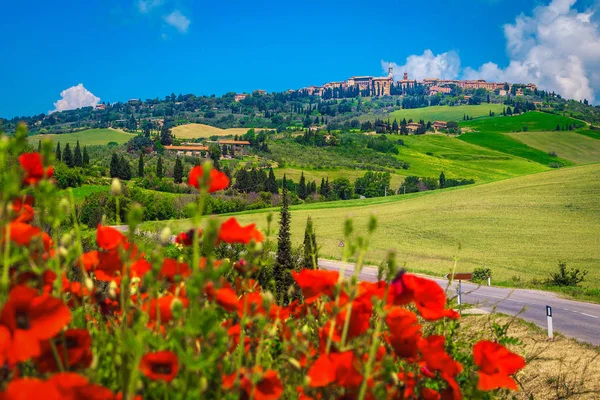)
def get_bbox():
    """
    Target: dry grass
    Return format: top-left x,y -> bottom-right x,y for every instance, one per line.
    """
462,314 -> 600,399
171,124 -> 273,139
